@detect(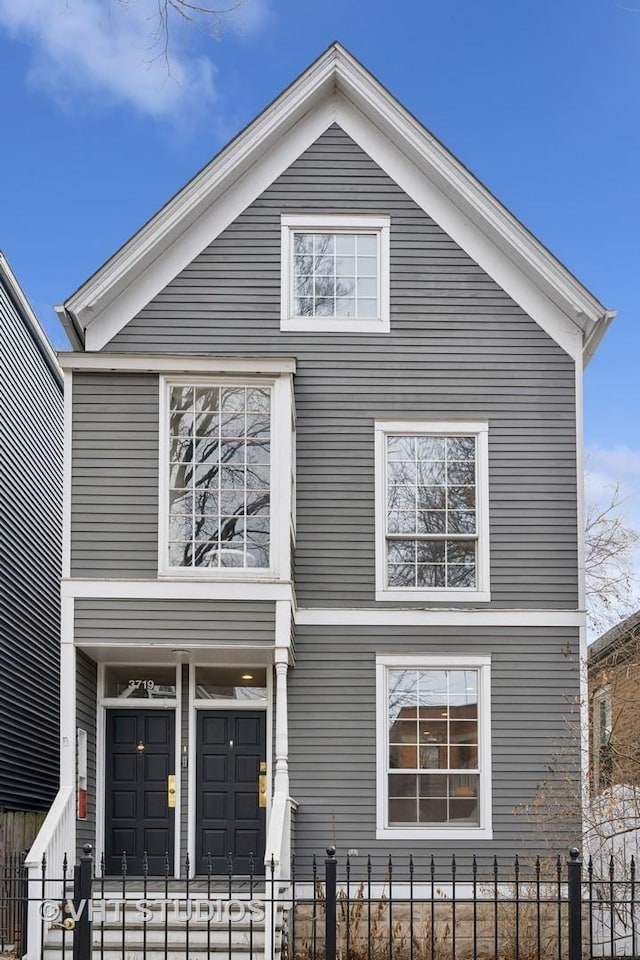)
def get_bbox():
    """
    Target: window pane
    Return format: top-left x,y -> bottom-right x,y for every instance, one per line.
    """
315,297 -> 334,317
357,234 -> 377,255
418,799 -> 449,823
389,719 -> 418,744
195,387 -> 219,413
294,233 -> 313,254
388,563 -> 416,587
291,232 -> 379,319
388,774 -> 417,799
104,666 -> 177,699
335,276 -> 355,297
447,564 -> 476,588
417,564 -> 446,587
336,298 -> 356,316
168,383 -> 271,569
221,387 -> 245,412
387,460 -> 416,484
387,540 -> 415,564
357,278 -> 377,298
447,511 -> 476,534
356,298 -> 377,317
389,799 -> 418,824
195,666 -> 267,701
336,257 -> 355,274
246,388 -> 270,413
387,511 -> 416,534
387,436 -> 415,460
389,745 -> 417,769
385,667 -> 483,829
335,235 -> 355,255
